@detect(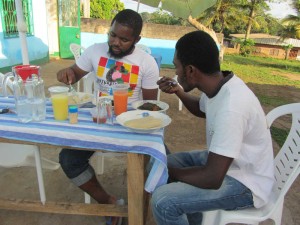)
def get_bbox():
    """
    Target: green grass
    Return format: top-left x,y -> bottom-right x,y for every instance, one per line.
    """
221,54 -> 300,106
222,54 -> 300,88
270,127 -> 289,148
221,54 -> 299,147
